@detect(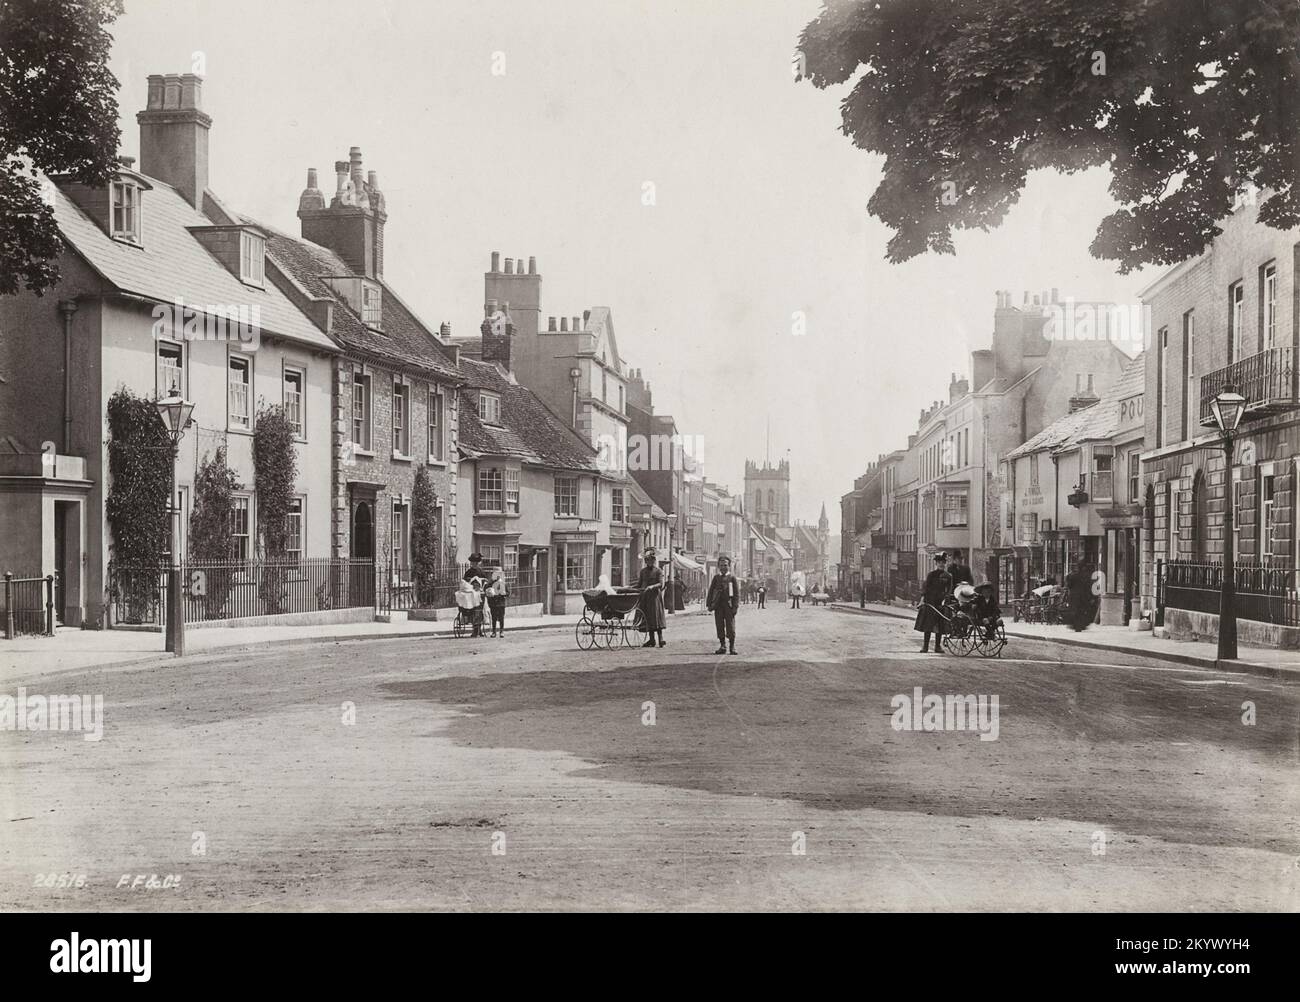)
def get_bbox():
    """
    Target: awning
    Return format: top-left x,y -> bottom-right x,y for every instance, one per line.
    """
672,551 -> 704,572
